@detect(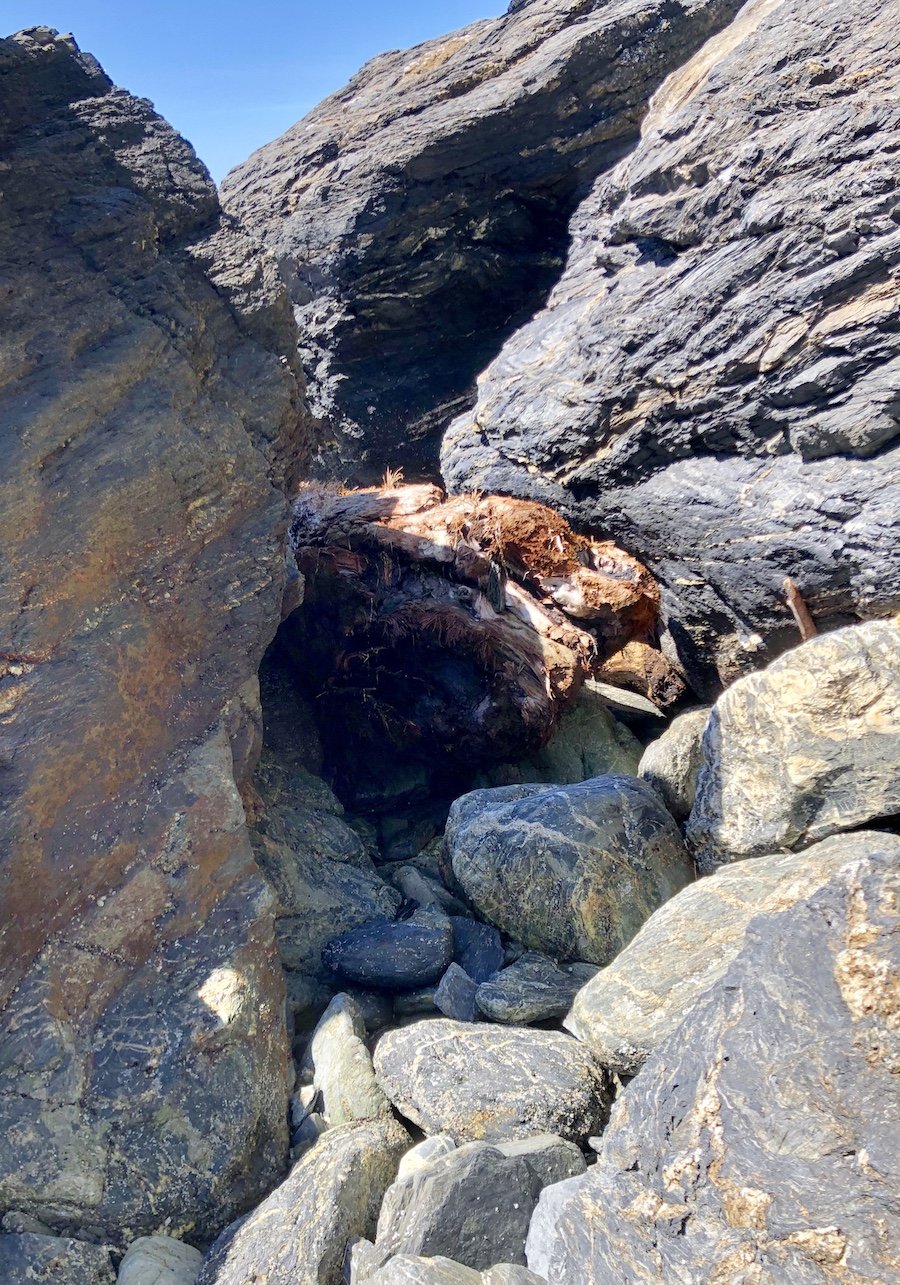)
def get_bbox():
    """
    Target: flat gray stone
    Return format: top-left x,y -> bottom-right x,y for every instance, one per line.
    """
309,994 -> 392,1125
447,777 -> 694,964
373,1019 -> 610,1144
